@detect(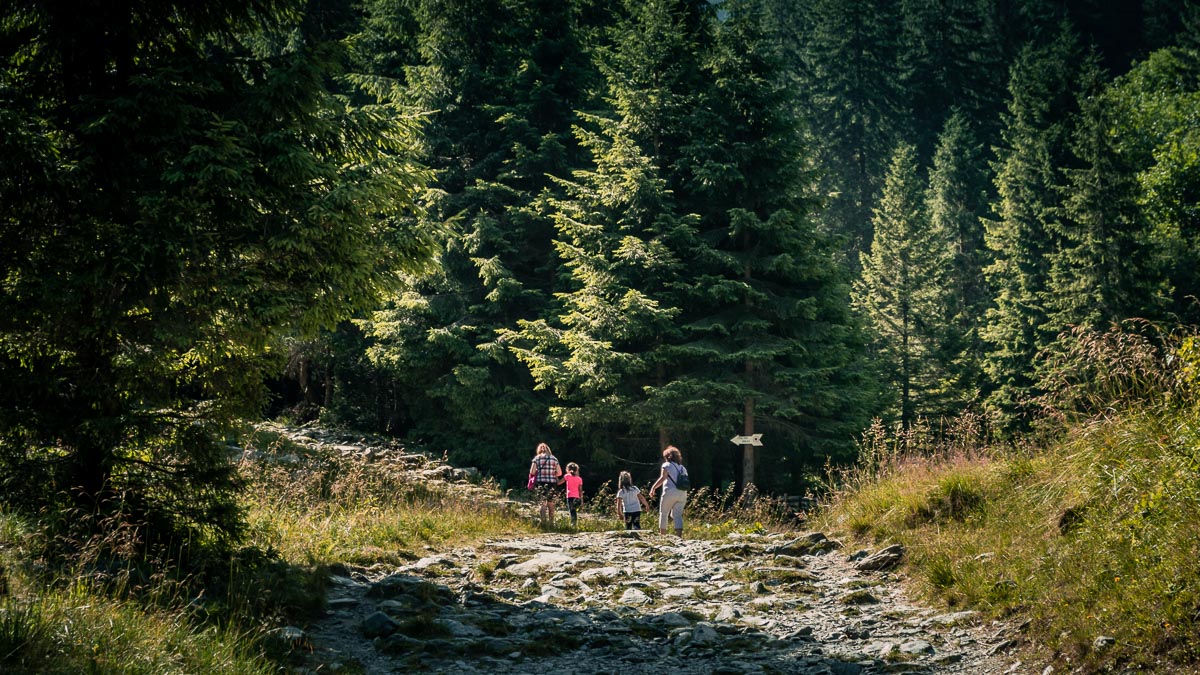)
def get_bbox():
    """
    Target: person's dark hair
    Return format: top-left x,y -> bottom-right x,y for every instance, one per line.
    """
618,470 -> 633,489
663,445 -> 682,463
